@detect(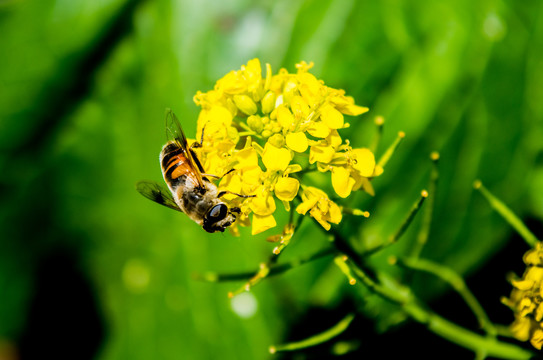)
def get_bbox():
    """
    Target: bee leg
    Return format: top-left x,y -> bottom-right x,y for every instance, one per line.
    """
230,207 -> 241,213
218,190 -> 256,199
190,124 -> 206,150
202,168 -> 236,180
